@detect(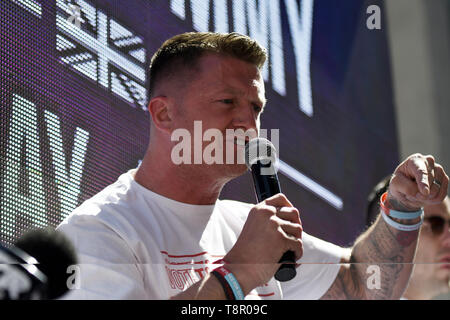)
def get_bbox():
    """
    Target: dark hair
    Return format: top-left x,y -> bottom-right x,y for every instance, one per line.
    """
366,175 -> 391,226
148,32 -> 267,97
